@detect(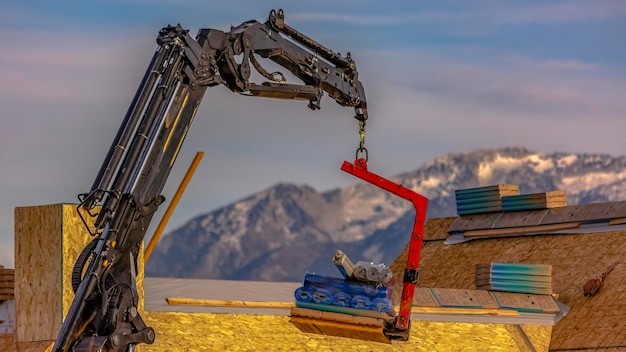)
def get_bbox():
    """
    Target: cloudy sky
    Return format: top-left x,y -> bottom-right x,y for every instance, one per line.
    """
1,1 -> 625,267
